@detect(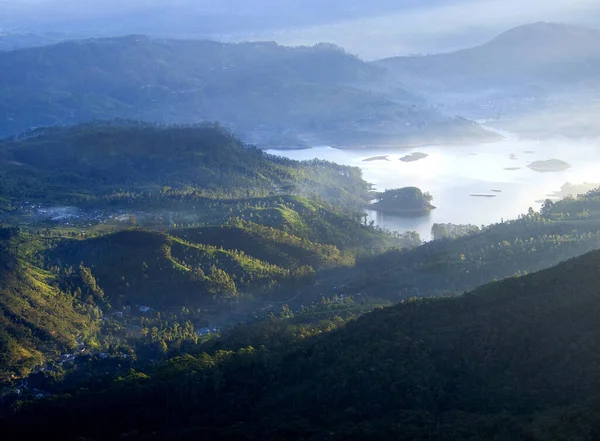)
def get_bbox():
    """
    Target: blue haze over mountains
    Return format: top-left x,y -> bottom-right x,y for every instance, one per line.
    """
2,1 -> 600,57
1,1 -> 599,141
